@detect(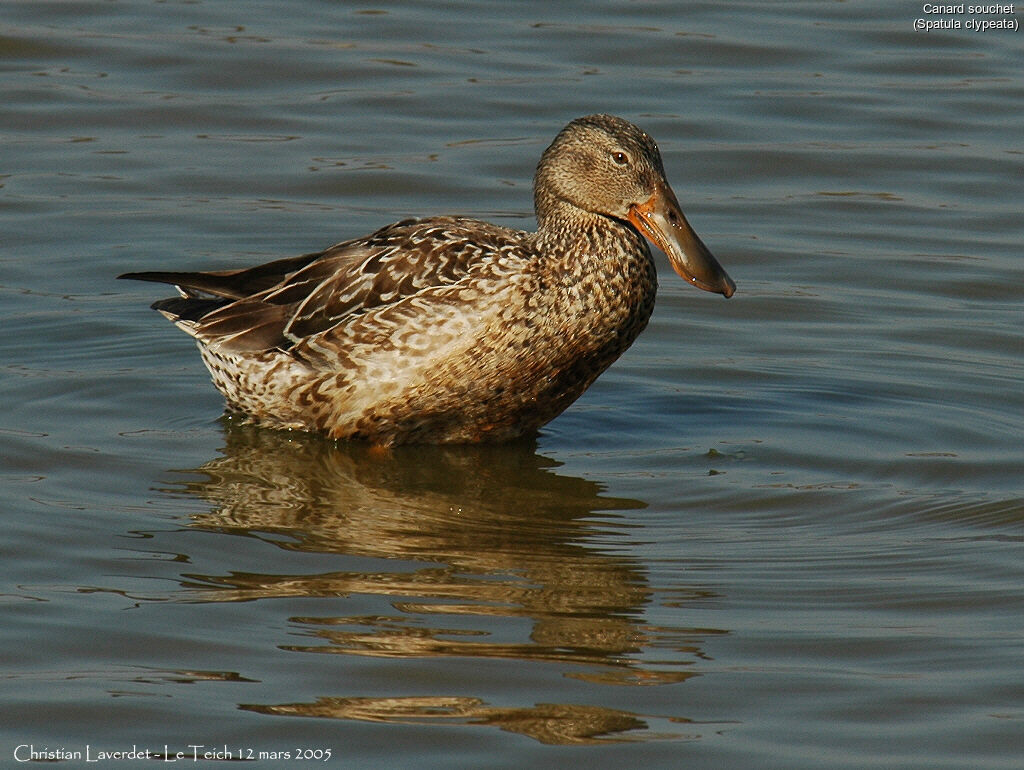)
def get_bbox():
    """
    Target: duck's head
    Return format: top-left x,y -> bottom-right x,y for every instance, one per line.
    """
535,114 -> 735,298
